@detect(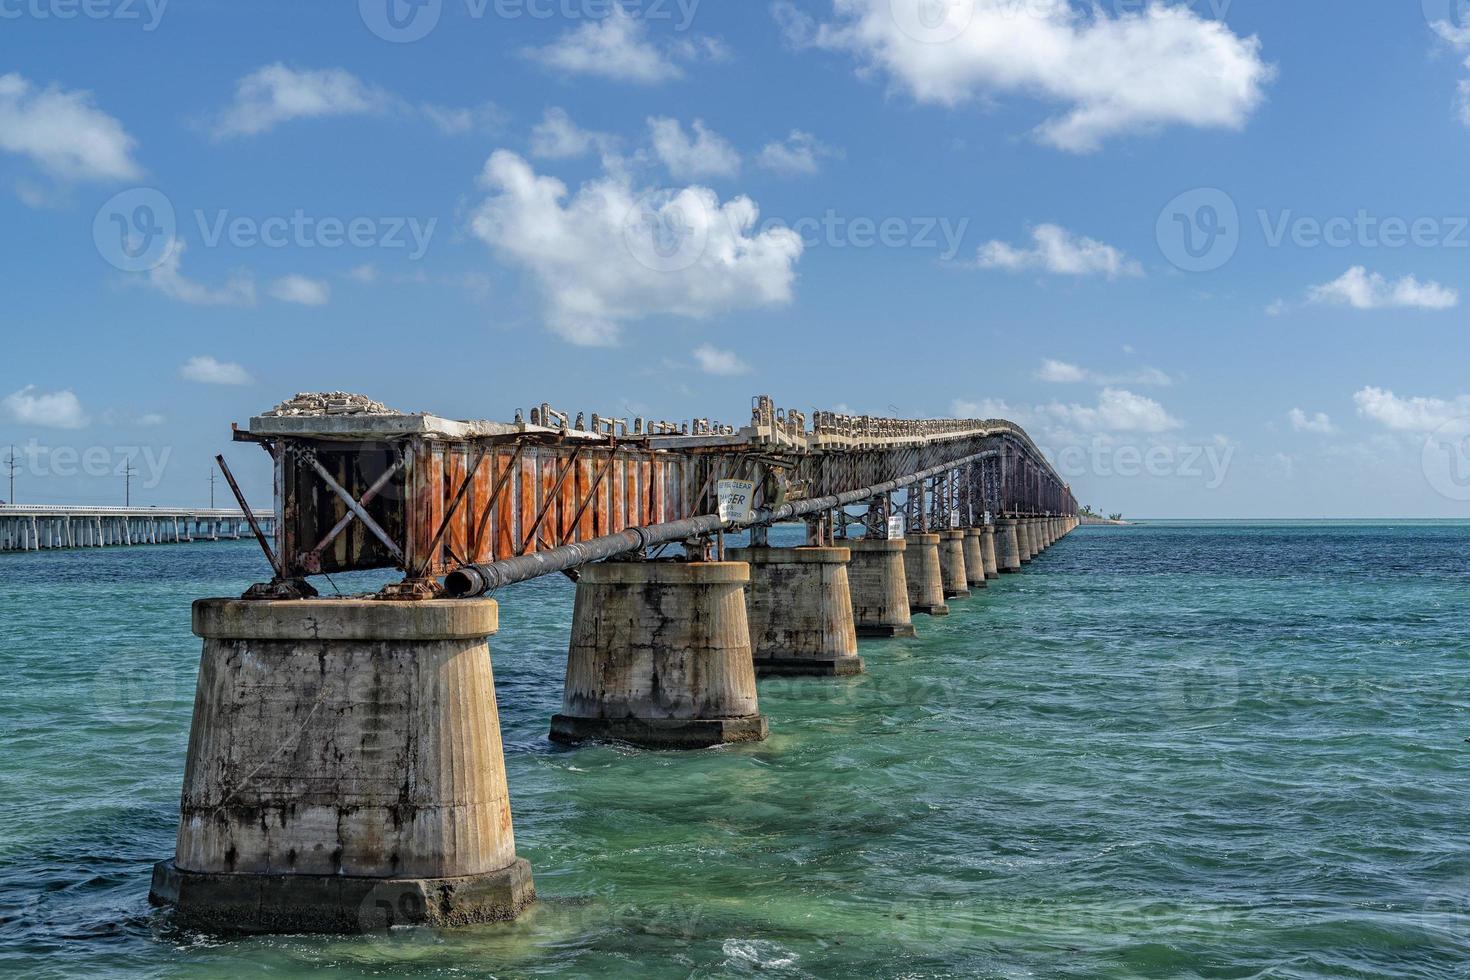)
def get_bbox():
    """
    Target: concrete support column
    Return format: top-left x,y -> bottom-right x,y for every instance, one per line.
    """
150,598 -> 533,933
844,538 -> 916,638
995,519 -> 1022,573
1017,520 -> 1035,563
937,530 -> 970,600
550,561 -> 768,748
961,528 -> 989,589
727,546 -> 863,677
980,525 -> 1000,579
903,533 -> 949,616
